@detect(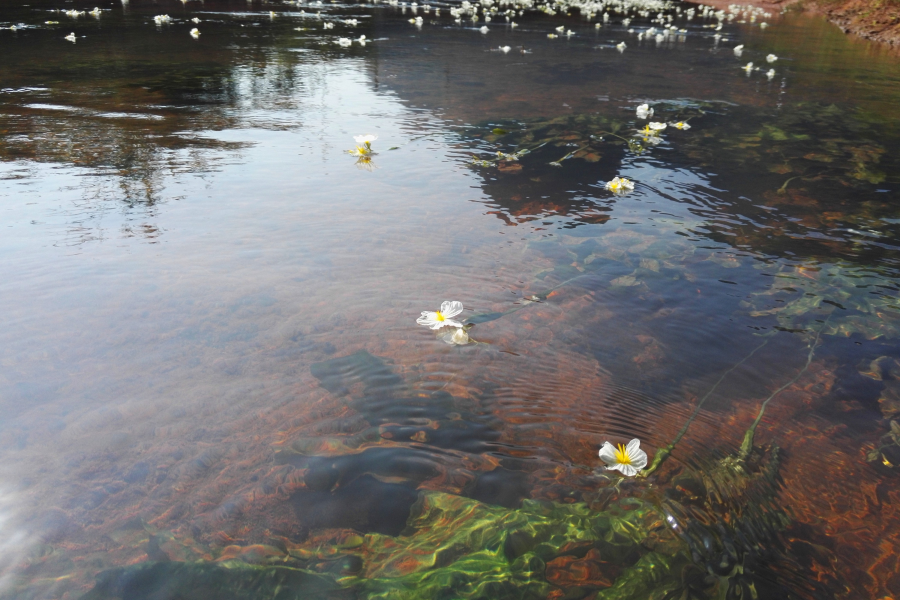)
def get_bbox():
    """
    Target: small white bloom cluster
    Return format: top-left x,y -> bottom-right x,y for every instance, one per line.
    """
153,15 -> 172,25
